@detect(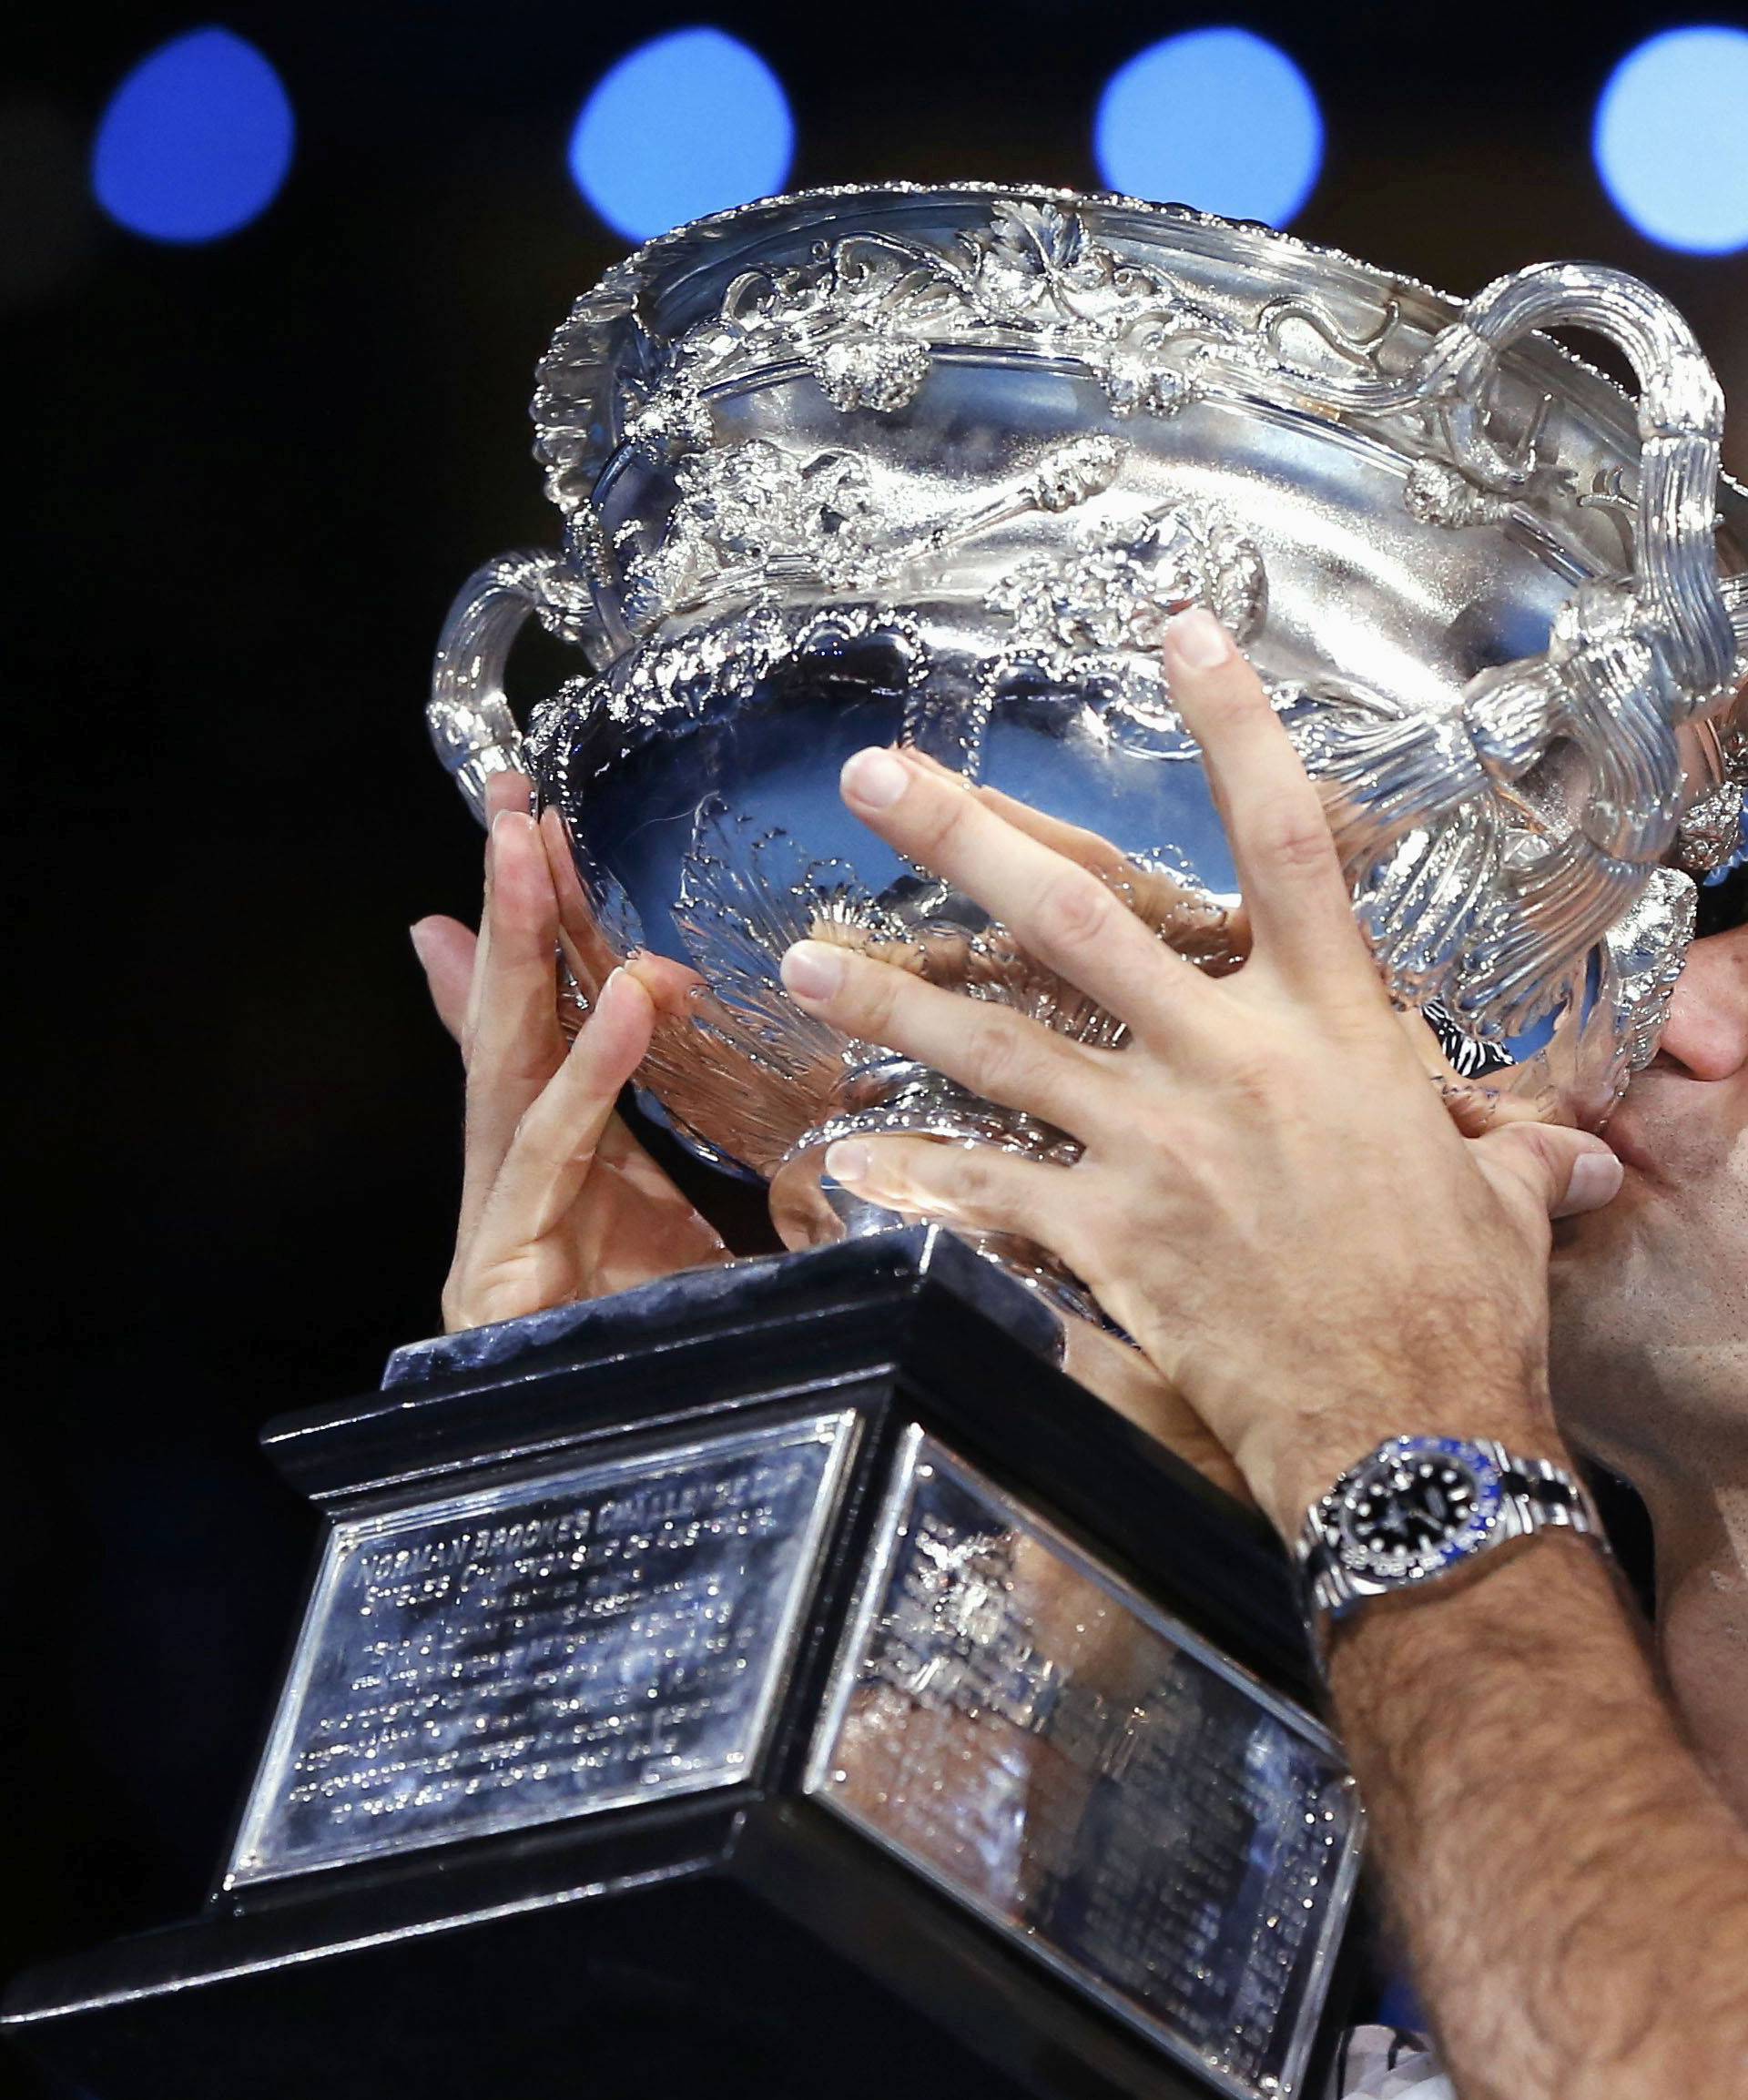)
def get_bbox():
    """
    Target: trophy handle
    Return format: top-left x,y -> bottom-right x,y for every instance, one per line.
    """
429,551 -> 603,825
1281,262 -> 1737,1034
1418,263 -> 1730,695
